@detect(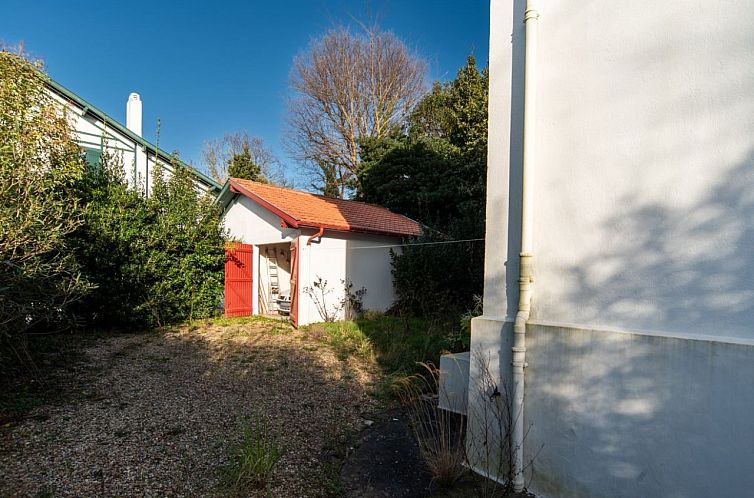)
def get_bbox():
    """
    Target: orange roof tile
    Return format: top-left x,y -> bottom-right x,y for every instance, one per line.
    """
230,178 -> 422,237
